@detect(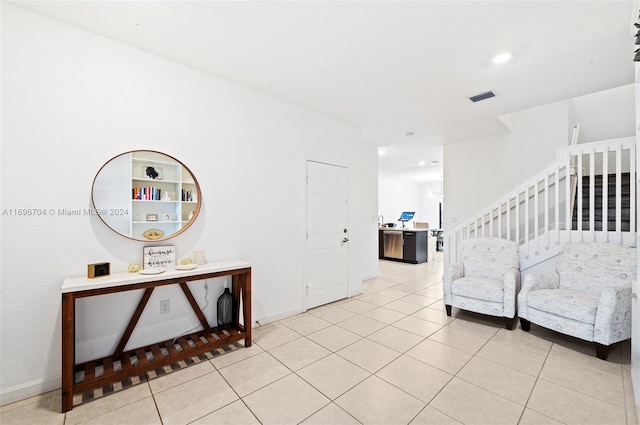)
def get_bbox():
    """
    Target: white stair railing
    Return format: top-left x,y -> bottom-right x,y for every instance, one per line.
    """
444,137 -> 636,270
568,124 -> 579,225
